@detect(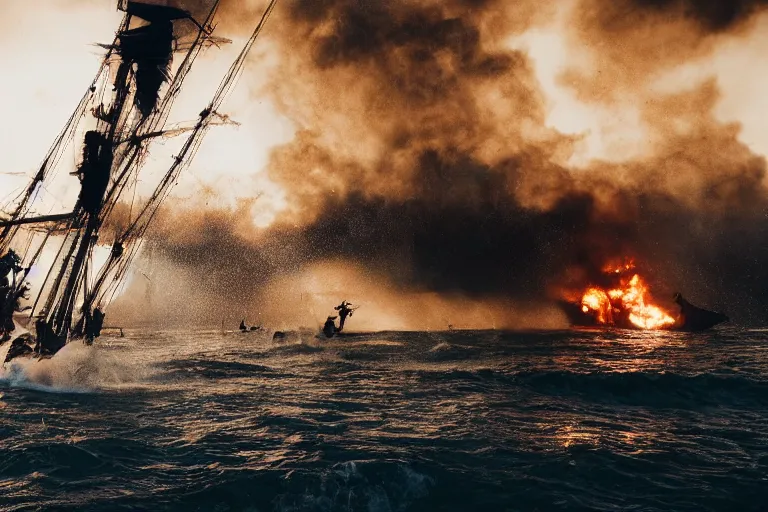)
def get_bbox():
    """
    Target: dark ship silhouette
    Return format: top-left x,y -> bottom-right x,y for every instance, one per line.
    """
672,293 -> 729,332
0,0 -> 278,364
560,292 -> 729,332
